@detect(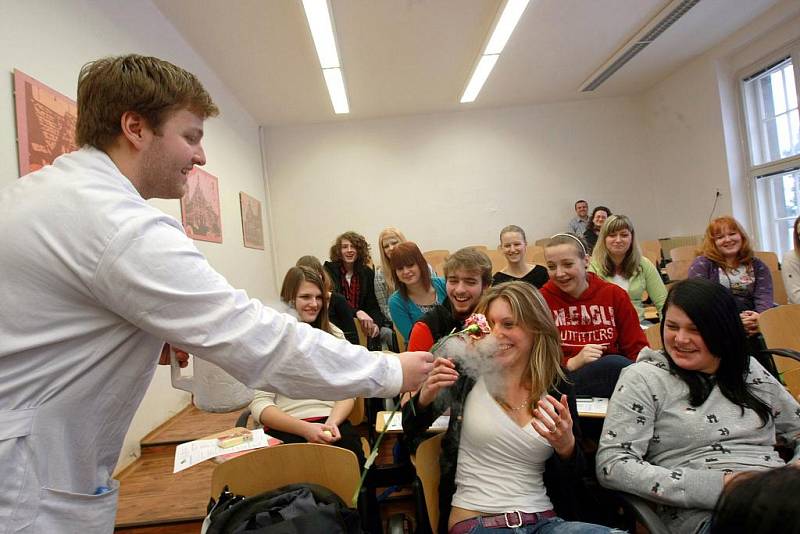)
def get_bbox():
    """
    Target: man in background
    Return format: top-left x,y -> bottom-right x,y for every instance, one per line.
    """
568,199 -> 590,235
